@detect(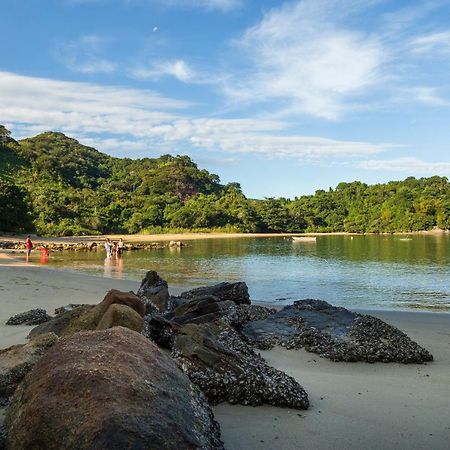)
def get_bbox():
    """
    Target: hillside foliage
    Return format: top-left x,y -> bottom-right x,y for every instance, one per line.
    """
0,126 -> 449,235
